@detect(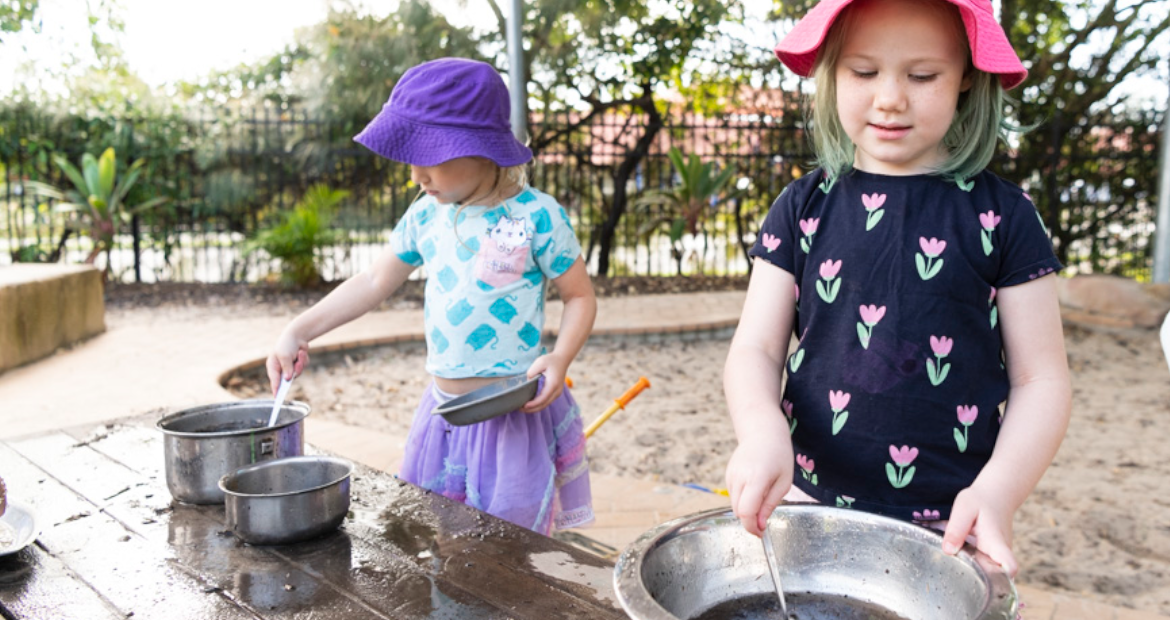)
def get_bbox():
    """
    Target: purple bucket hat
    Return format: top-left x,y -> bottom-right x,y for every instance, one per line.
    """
354,58 -> 532,167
